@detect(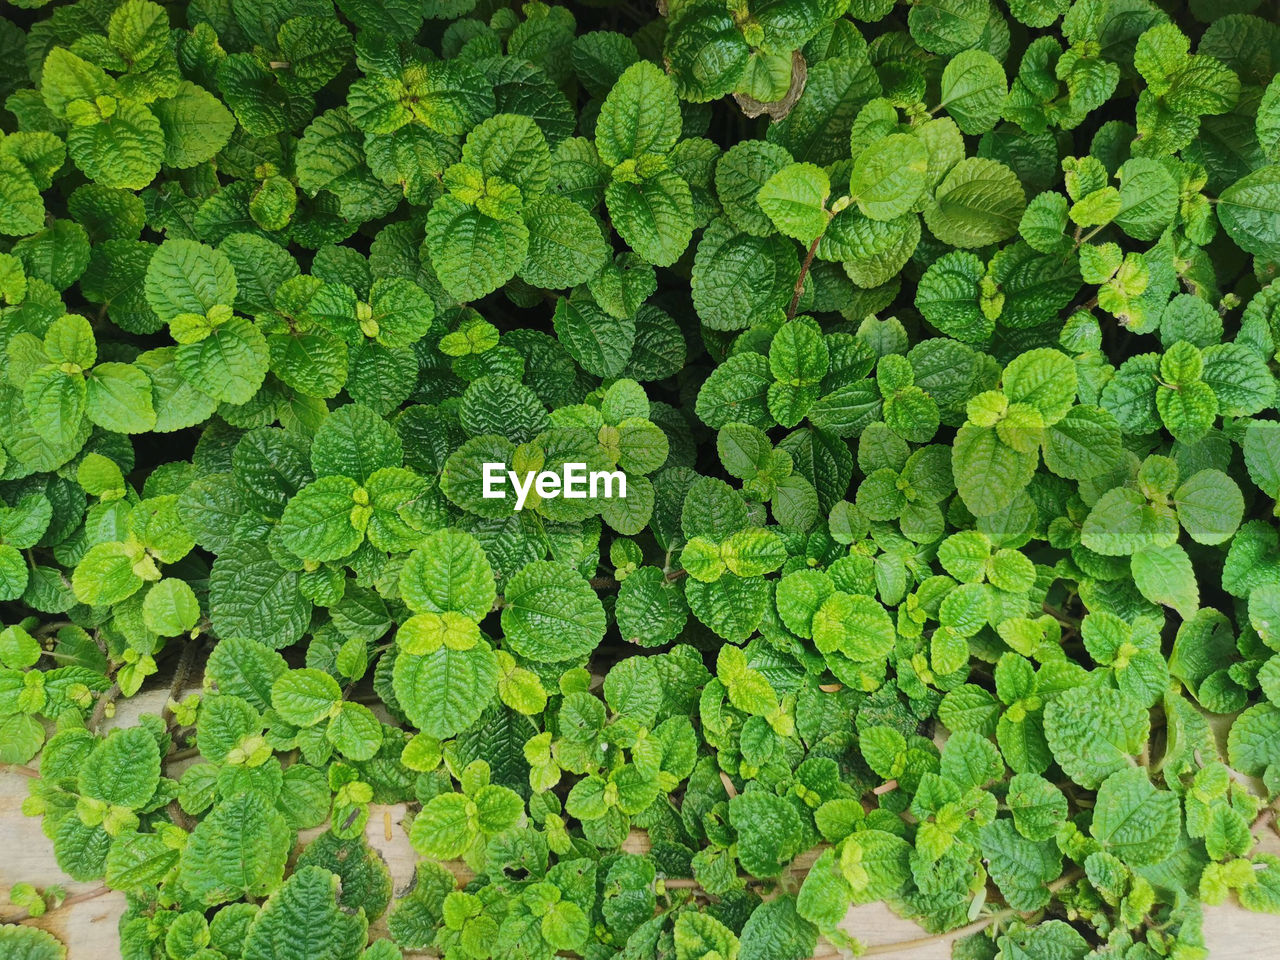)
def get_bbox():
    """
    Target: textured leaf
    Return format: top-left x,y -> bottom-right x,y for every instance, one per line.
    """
924,158 -> 1026,248
242,866 -> 367,960
501,560 -> 606,662
392,642 -> 499,739
1090,768 -> 1181,865
180,793 -> 290,905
